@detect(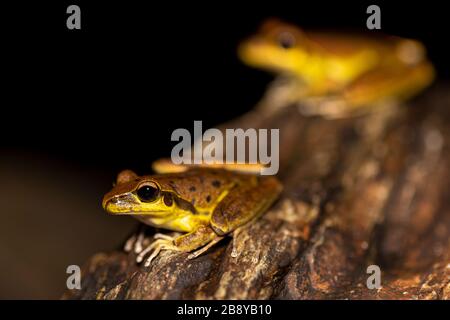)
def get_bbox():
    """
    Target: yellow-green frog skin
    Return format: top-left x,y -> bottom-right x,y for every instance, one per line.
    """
102,163 -> 282,266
